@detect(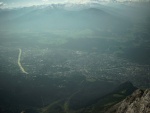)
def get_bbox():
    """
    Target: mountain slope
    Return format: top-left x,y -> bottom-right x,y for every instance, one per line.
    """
106,89 -> 150,113
78,81 -> 137,113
